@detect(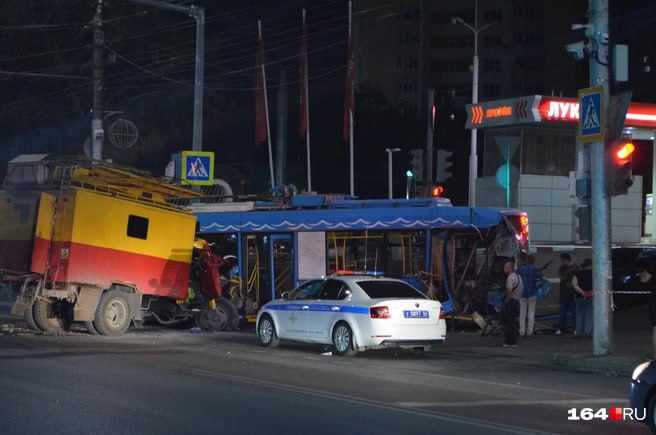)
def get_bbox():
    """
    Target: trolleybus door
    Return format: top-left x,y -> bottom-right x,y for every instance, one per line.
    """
270,234 -> 294,301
